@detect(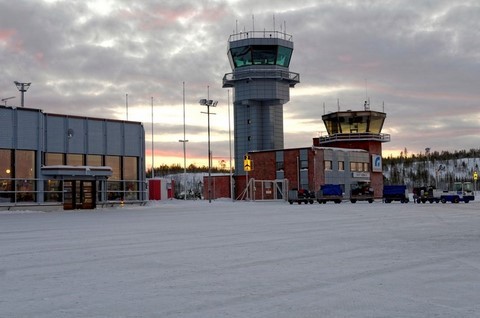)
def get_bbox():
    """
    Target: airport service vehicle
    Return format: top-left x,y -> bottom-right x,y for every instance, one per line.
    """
350,182 -> 374,203
440,182 -> 475,203
288,189 -> 315,204
412,186 -> 441,204
316,184 -> 343,204
383,185 -> 409,203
